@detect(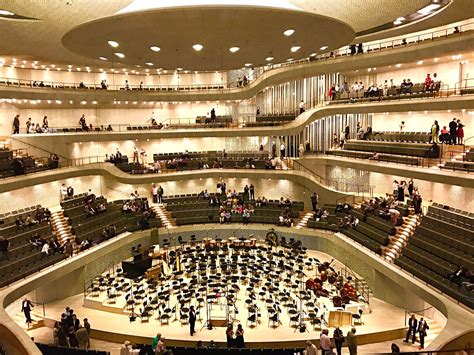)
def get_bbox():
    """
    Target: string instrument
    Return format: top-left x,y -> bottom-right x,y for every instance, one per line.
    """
318,259 -> 335,282
340,282 -> 358,303
305,278 -> 330,297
